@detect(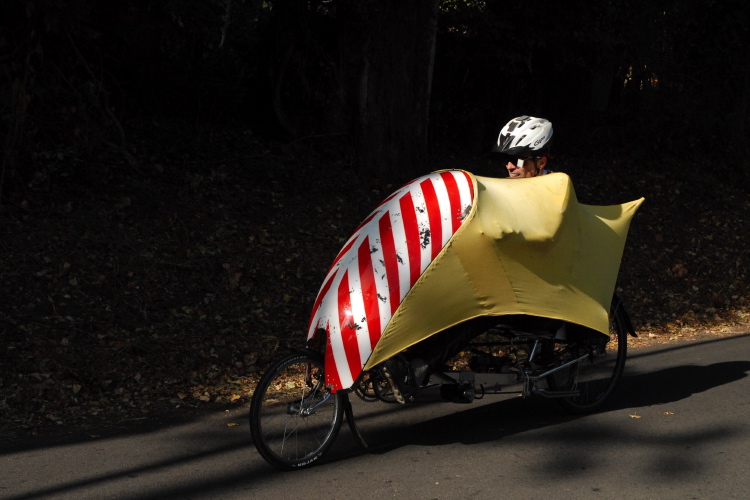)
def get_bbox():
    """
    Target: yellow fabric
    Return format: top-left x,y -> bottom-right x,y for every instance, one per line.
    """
364,172 -> 644,370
